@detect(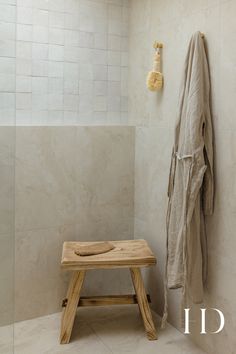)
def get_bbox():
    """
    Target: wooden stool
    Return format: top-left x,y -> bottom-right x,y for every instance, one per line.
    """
60,239 -> 157,343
